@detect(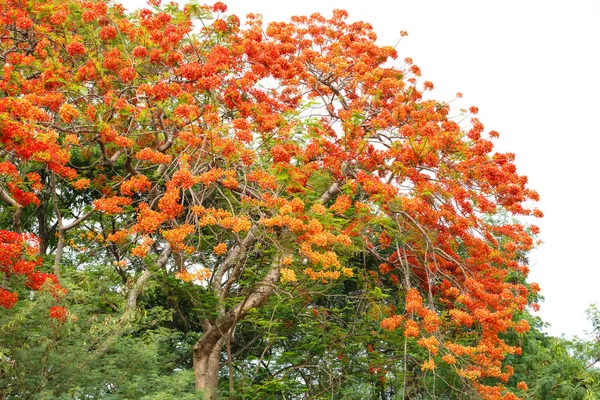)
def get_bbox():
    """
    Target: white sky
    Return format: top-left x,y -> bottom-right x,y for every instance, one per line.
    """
125,0 -> 600,337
